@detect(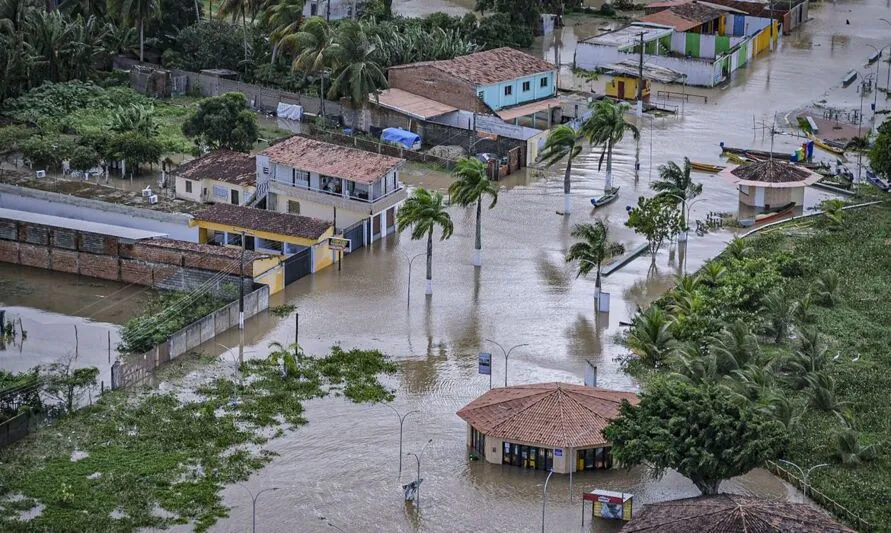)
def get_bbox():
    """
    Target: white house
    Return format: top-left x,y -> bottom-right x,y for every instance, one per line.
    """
303,0 -> 364,22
